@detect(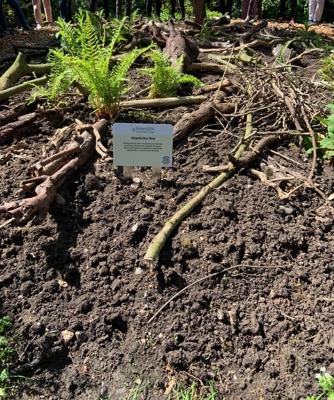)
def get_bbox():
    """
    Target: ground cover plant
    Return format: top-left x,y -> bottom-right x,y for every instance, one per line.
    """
307,368 -> 334,400
0,13 -> 334,400
0,317 -> 15,399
